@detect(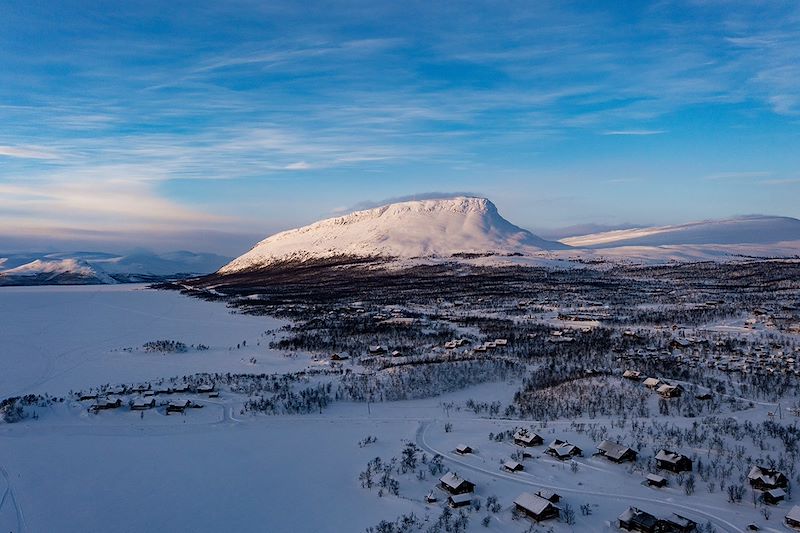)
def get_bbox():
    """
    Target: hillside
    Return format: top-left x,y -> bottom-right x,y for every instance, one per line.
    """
219,197 -> 566,274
